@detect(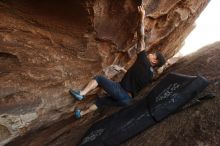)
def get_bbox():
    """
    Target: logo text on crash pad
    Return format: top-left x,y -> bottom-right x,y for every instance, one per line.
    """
155,83 -> 181,103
